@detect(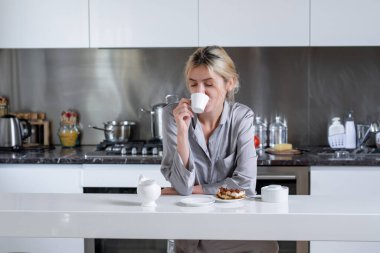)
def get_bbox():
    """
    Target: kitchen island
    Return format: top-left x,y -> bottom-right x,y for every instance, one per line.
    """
1,146 -> 380,253
0,193 -> 379,241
